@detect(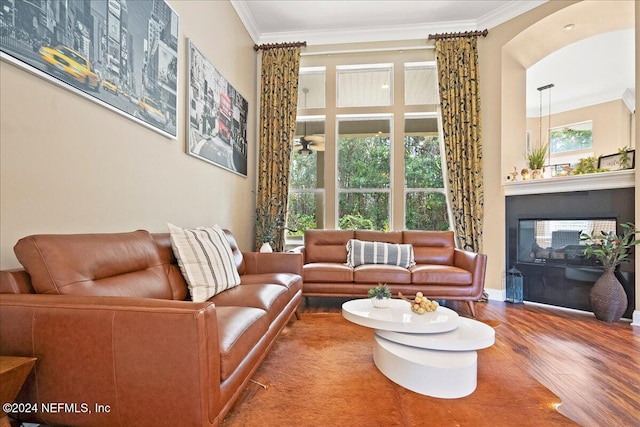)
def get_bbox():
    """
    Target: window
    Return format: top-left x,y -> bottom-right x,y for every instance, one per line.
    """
404,115 -> 448,230
550,121 -> 593,154
338,117 -> 391,230
286,51 -> 449,241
